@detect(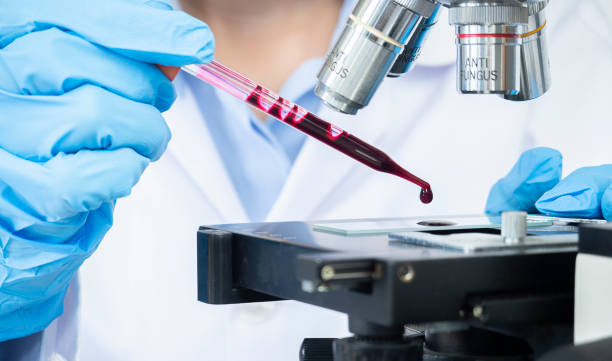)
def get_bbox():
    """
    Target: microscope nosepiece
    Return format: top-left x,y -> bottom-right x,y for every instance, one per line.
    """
317,0 -> 553,114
